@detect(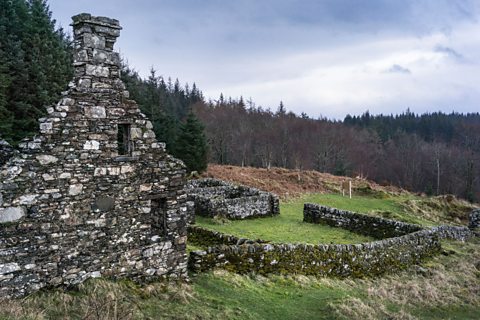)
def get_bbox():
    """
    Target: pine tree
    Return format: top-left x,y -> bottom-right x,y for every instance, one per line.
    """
0,0 -> 72,144
174,112 -> 208,173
